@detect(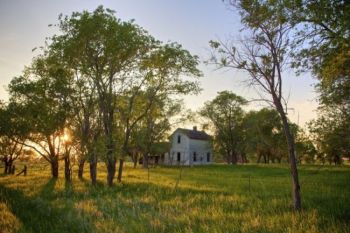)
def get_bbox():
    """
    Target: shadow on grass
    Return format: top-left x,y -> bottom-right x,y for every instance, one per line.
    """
0,179 -> 96,233
1,165 -> 349,233
83,178 -> 350,233
39,177 -> 57,199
